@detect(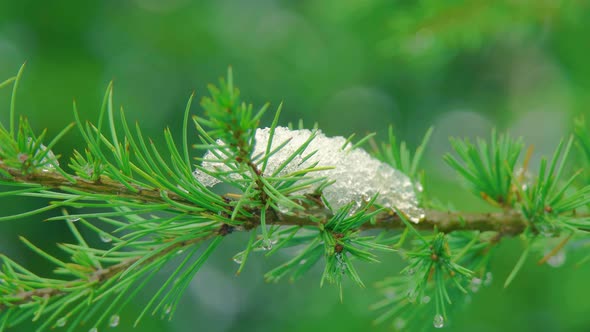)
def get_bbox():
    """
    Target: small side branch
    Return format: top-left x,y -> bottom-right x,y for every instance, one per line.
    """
0,234 -> 215,312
